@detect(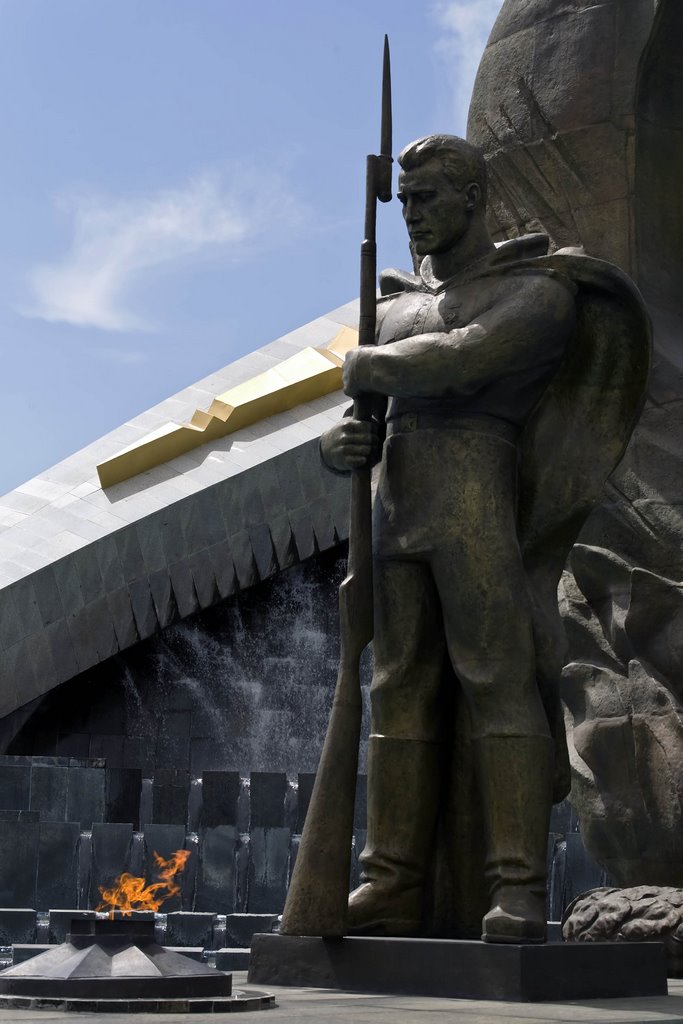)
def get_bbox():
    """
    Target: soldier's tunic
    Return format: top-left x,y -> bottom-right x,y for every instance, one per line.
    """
358,250 -> 578,741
